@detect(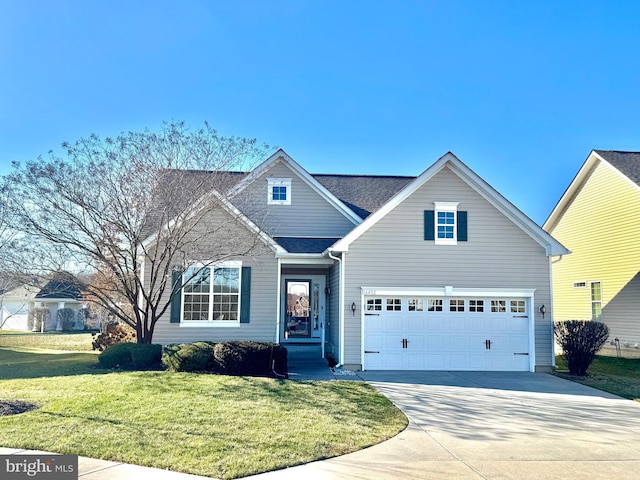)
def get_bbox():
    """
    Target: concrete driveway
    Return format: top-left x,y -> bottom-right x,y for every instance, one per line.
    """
249,371 -> 640,479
